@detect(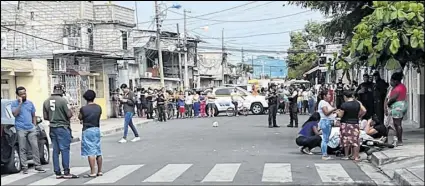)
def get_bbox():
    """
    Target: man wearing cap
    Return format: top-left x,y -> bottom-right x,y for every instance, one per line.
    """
43,84 -> 78,179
